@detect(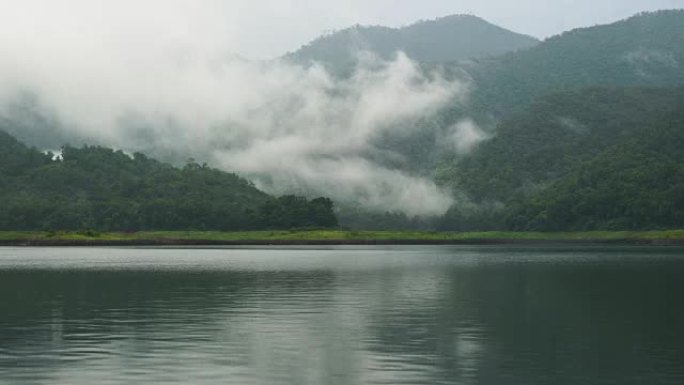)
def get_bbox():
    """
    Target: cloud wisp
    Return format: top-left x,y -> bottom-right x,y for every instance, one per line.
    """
0,1 -> 468,216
